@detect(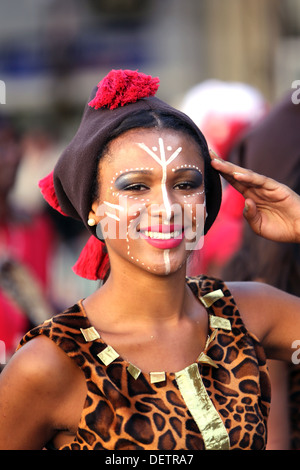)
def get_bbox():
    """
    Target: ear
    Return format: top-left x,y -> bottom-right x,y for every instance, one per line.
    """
88,201 -> 101,226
